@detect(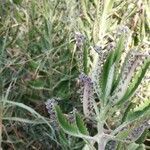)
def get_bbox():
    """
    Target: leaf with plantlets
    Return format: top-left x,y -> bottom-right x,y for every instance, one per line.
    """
116,119 -> 149,143
118,57 -> 150,104
55,105 -> 79,136
75,113 -> 89,135
125,121 -> 150,142
110,51 -> 149,105
79,73 -> 94,118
